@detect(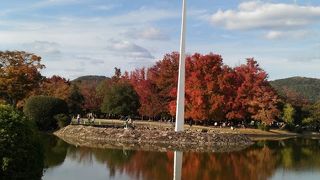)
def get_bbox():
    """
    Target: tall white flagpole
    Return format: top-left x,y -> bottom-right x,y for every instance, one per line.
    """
175,0 -> 186,132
